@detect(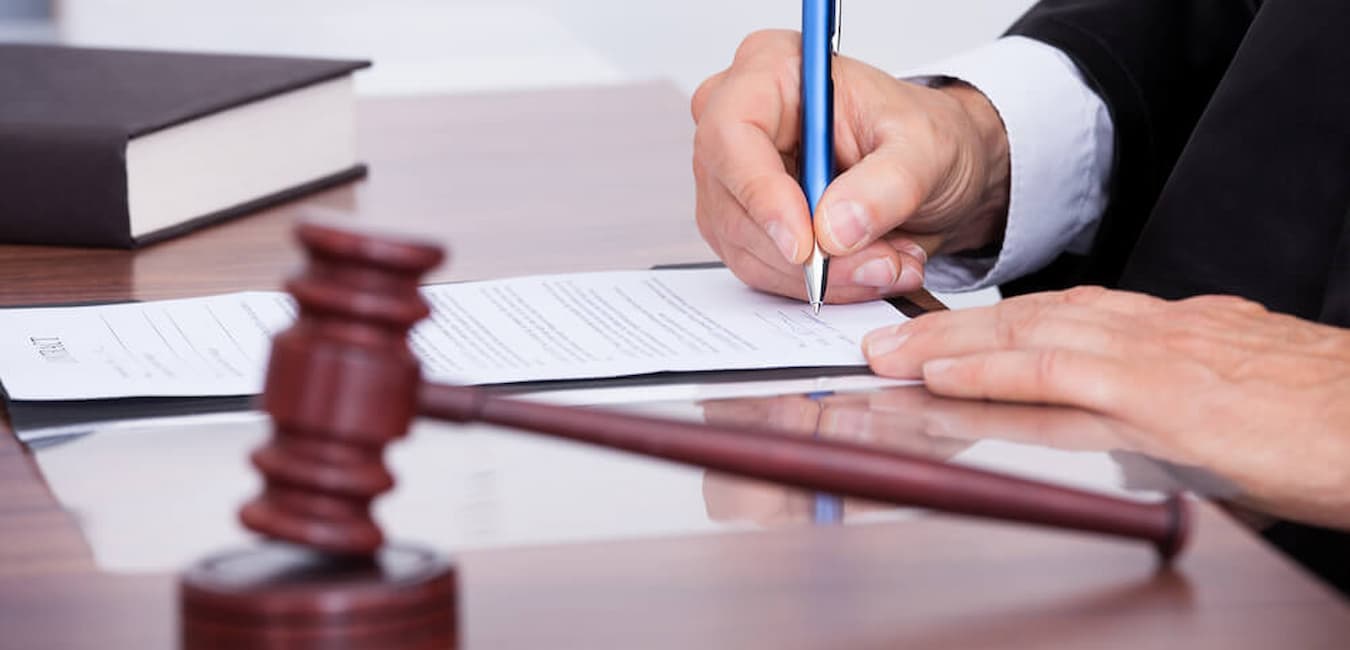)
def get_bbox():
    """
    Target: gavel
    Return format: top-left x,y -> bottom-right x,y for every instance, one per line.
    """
179,223 -> 1189,649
